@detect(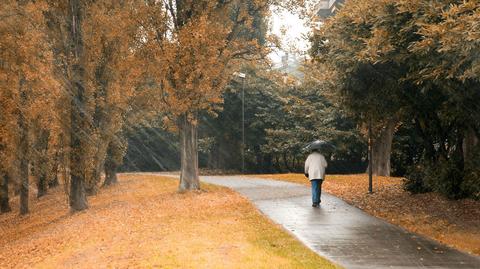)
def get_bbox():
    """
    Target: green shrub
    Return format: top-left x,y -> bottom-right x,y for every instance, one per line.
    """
425,158 -> 465,200
462,146 -> 480,200
404,164 -> 431,194
405,149 -> 480,200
